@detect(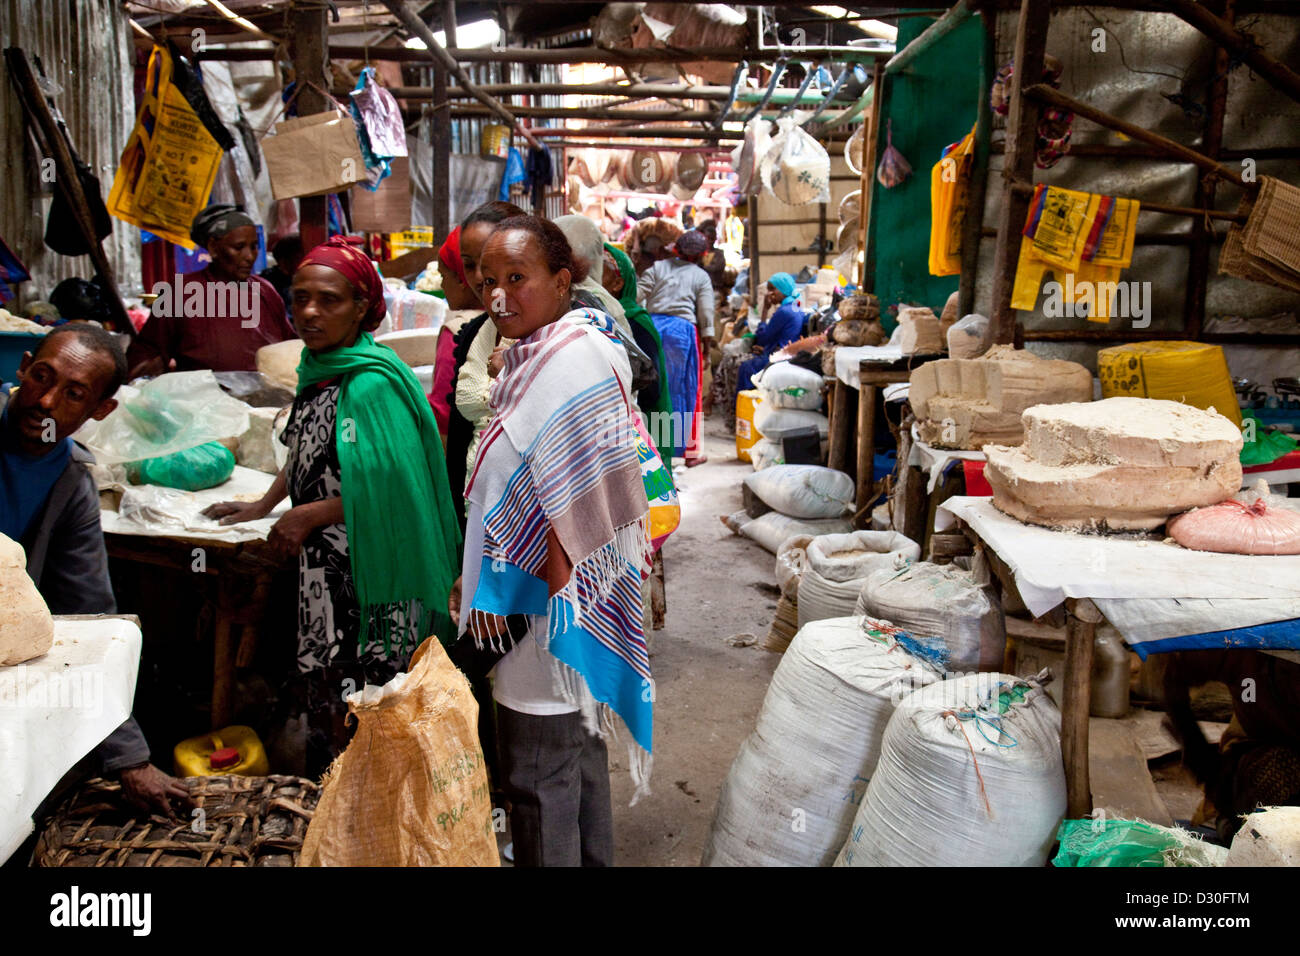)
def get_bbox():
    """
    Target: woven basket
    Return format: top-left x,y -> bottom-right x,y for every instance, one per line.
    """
762,594 -> 800,653
34,775 -> 319,867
